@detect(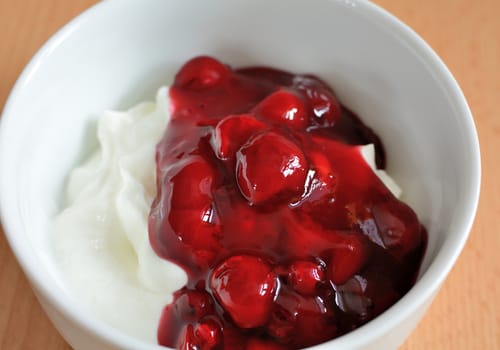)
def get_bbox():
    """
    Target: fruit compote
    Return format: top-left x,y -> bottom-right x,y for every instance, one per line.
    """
149,56 -> 427,349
